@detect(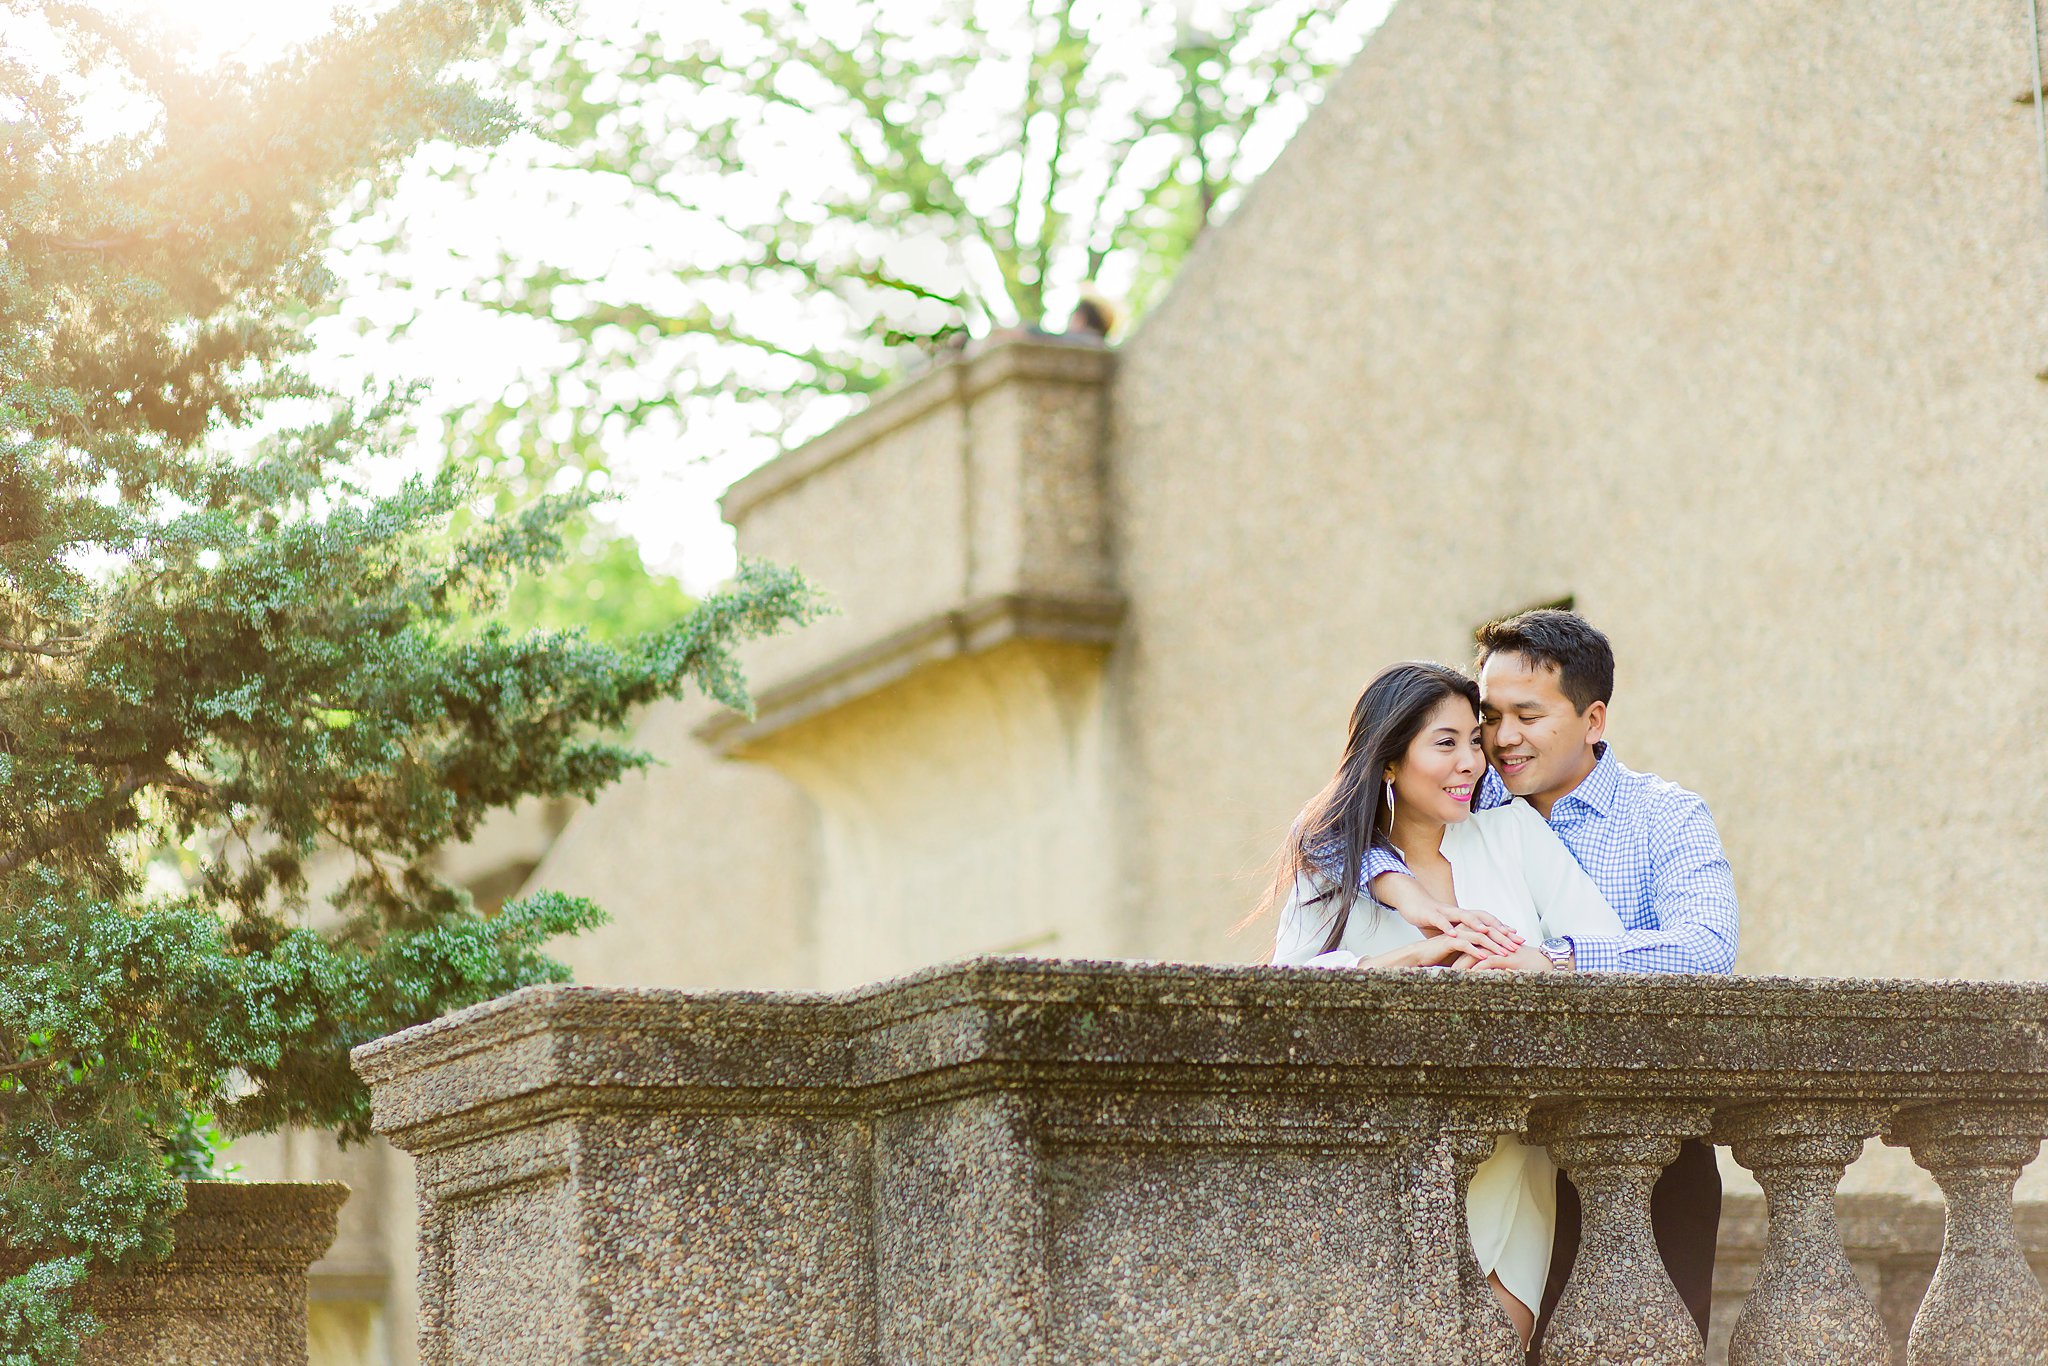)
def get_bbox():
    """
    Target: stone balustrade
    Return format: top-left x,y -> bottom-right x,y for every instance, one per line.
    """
352,960 -> 2048,1364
